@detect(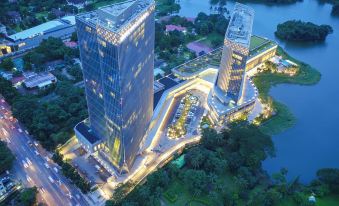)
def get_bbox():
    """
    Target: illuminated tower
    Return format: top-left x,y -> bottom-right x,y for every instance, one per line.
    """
75,0 -> 155,173
208,3 -> 255,124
